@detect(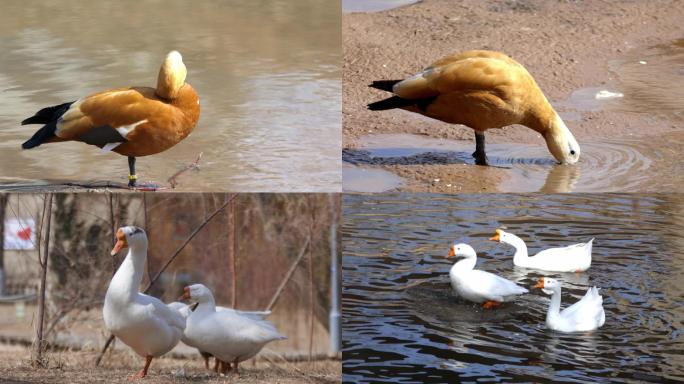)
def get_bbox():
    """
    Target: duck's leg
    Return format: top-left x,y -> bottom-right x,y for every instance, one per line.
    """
220,360 -> 232,375
482,300 -> 501,309
128,156 -> 137,187
213,358 -> 220,373
472,132 -> 489,166
128,355 -> 153,380
233,358 -> 240,376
